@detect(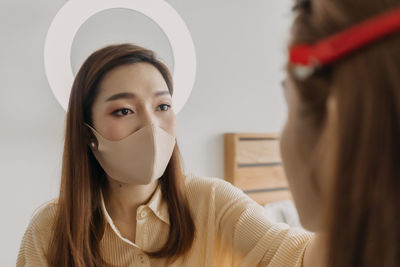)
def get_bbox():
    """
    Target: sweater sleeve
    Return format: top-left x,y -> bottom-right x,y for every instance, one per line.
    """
17,226 -> 49,267
213,179 -> 313,267
16,201 -> 57,267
